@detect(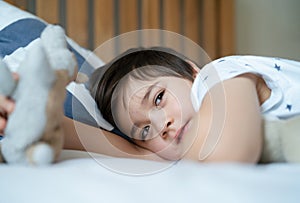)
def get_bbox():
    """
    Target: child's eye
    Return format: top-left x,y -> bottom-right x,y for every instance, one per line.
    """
154,90 -> 165,106
141,126 -> 150,141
